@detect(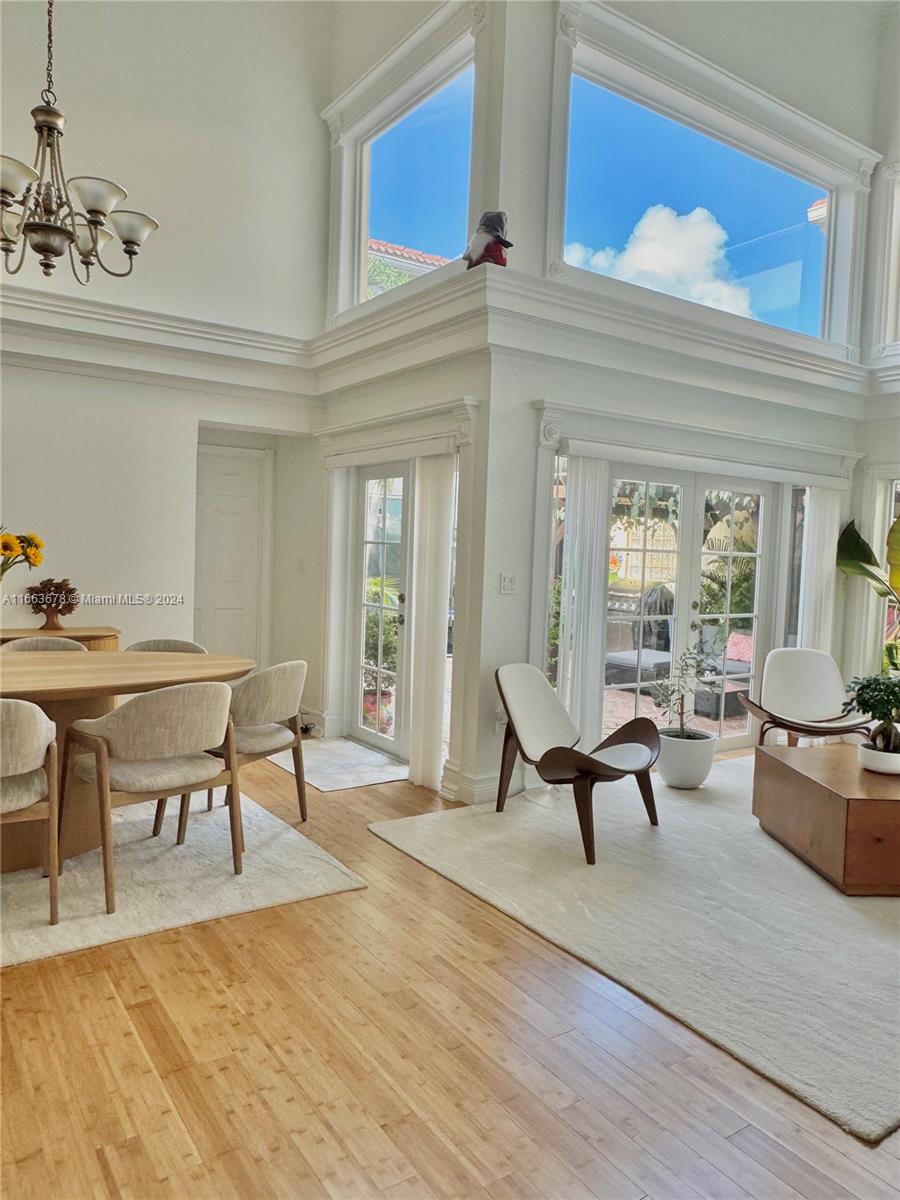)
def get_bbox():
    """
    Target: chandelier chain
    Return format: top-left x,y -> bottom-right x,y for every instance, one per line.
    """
42,0 -> 56,106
